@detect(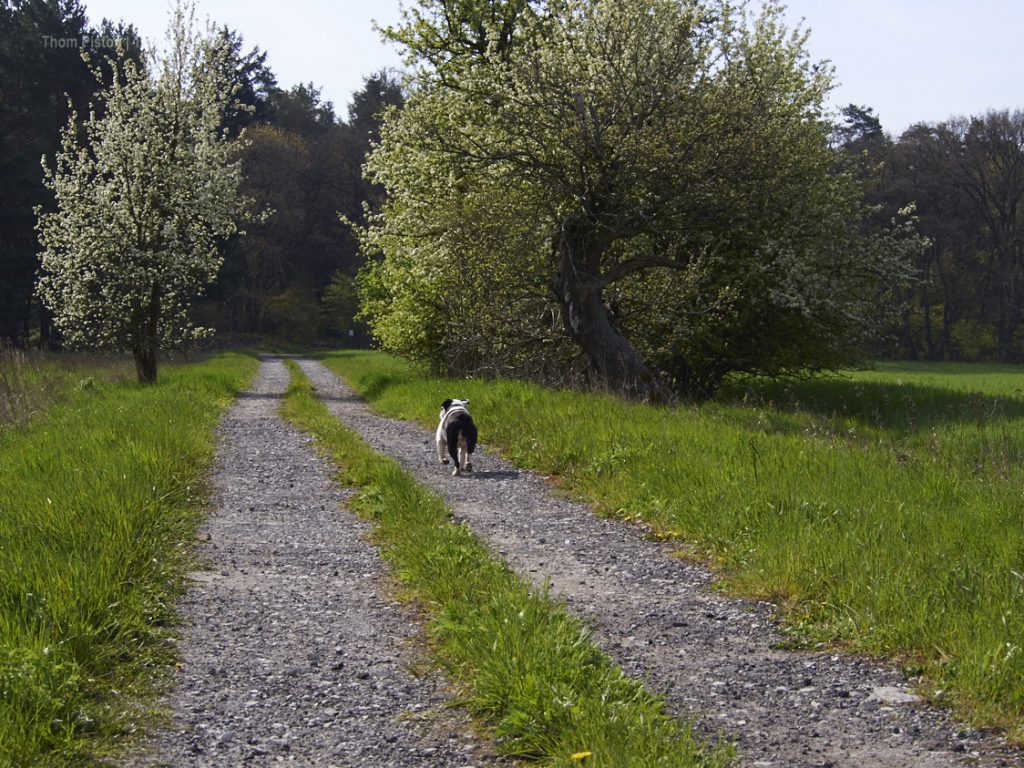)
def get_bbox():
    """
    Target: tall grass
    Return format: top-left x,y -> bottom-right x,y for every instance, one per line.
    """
281,362 -> 733,767
0,346 -> 133,429
321,351 -> 1024,740
0,352 -> 257,766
